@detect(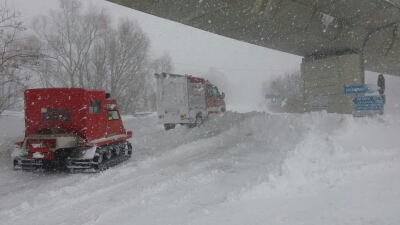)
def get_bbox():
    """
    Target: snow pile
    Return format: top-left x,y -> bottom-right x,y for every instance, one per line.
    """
0,111 -> 24,158
0,111 -> 399,225
200,113 -> 400,225
237,113 -> 399,195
